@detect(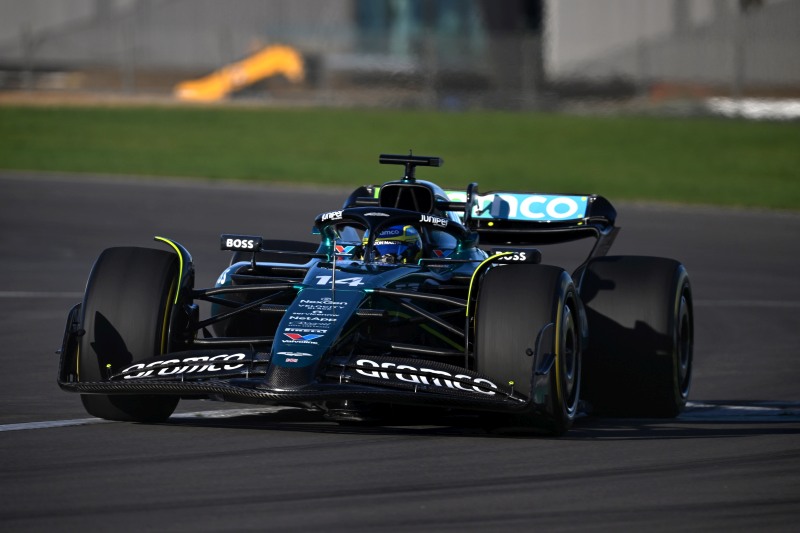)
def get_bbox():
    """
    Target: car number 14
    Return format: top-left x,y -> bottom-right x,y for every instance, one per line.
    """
315,275 -> 365,287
